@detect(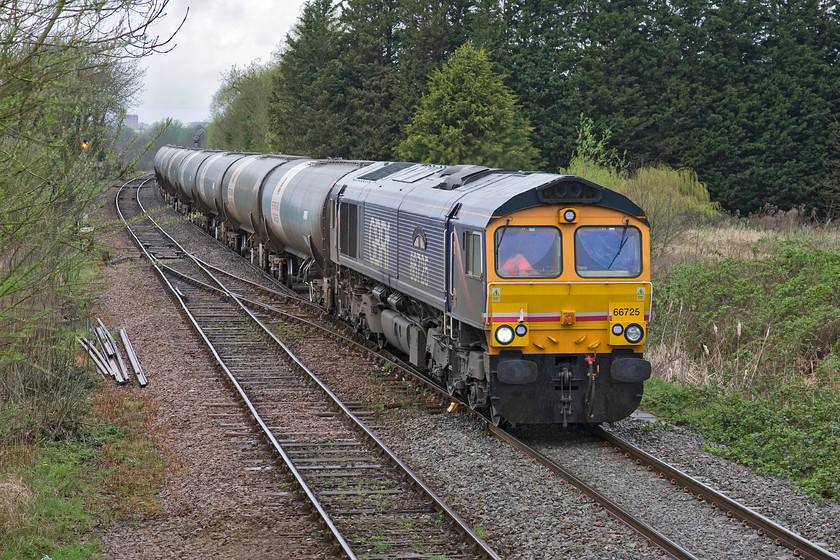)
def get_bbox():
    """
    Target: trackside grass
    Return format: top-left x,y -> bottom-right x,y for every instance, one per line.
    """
645,227 -> 840,501
0,389 -> 166,559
